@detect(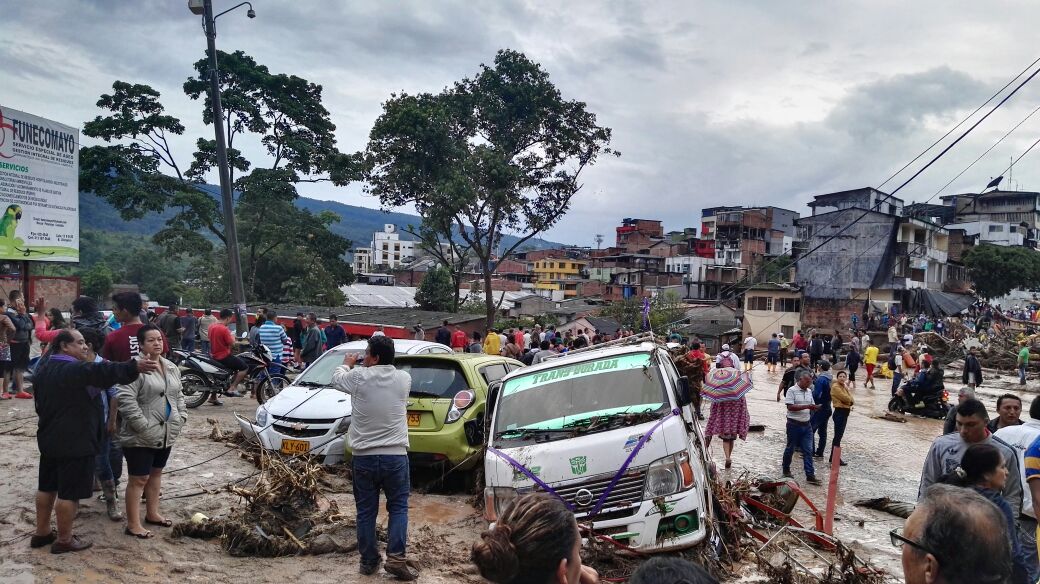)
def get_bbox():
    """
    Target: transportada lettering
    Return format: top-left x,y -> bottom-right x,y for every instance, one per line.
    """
529,358 -> 620,385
